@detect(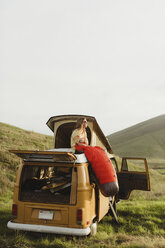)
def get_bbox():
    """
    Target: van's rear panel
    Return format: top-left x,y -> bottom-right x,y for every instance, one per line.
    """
8,160 -> 98,234
24,204 -> 69,225
13,162 -> 78,227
